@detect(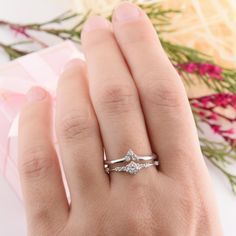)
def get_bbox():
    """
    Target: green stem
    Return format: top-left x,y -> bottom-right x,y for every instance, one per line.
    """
0,42 -> 28,59
208,157 -> 236,194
